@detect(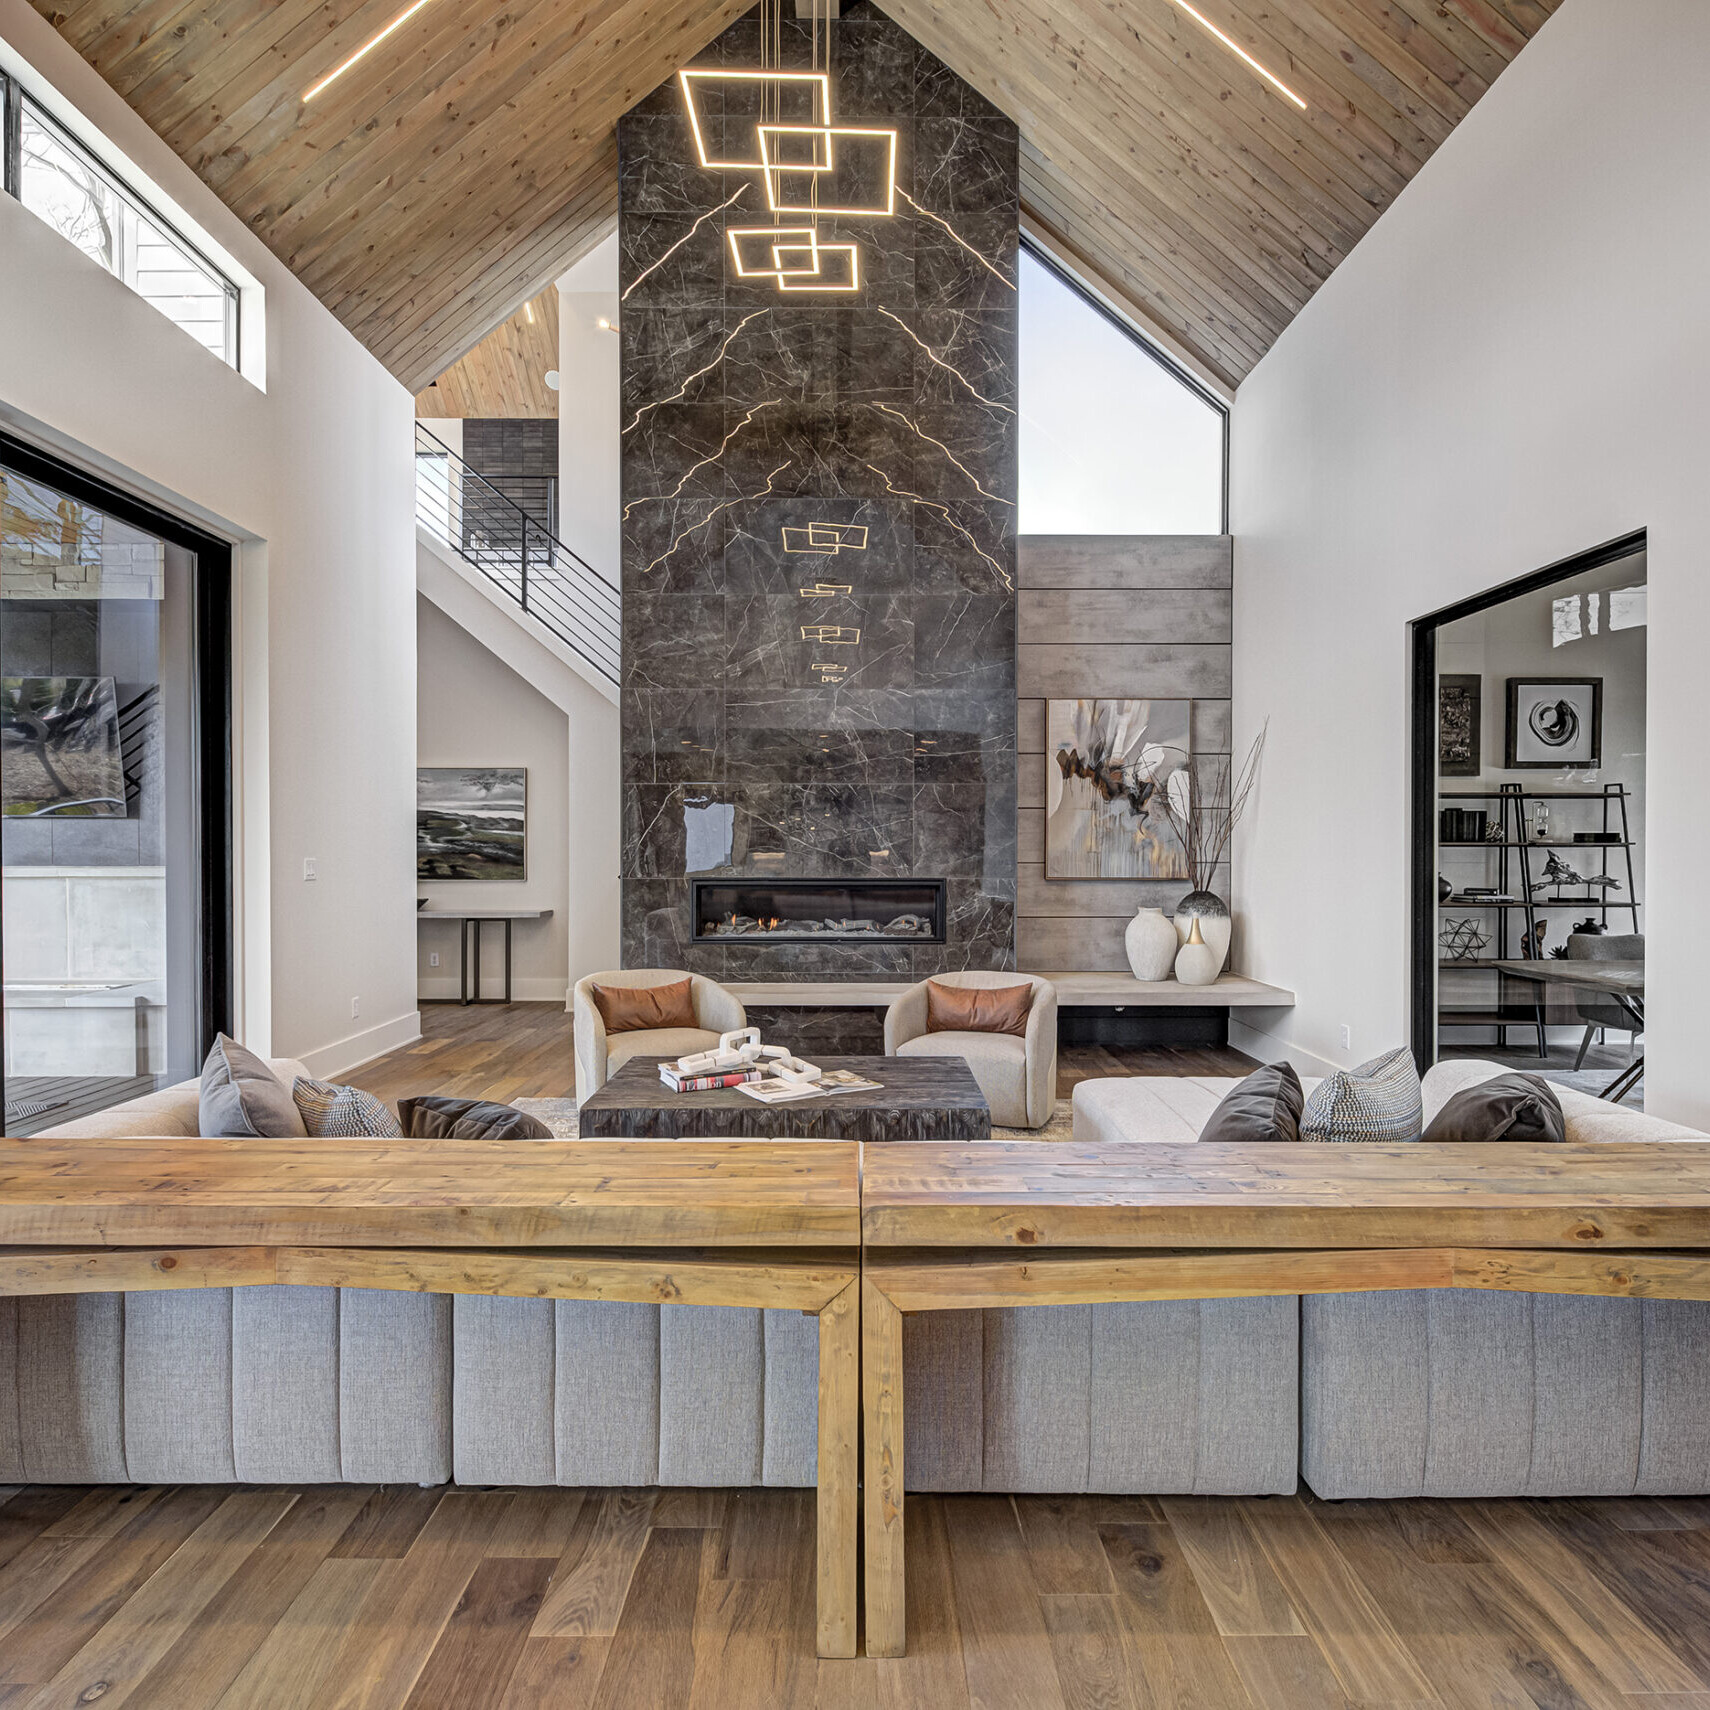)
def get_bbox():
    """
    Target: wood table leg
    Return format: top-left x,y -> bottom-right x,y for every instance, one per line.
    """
863,1271 -> 906,1657
816,1278 -> 859,1658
